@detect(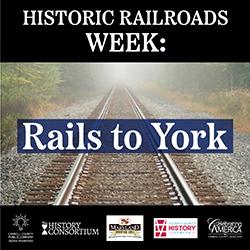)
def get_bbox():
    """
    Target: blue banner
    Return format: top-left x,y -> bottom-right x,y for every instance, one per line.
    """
17,119 -> 233,153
